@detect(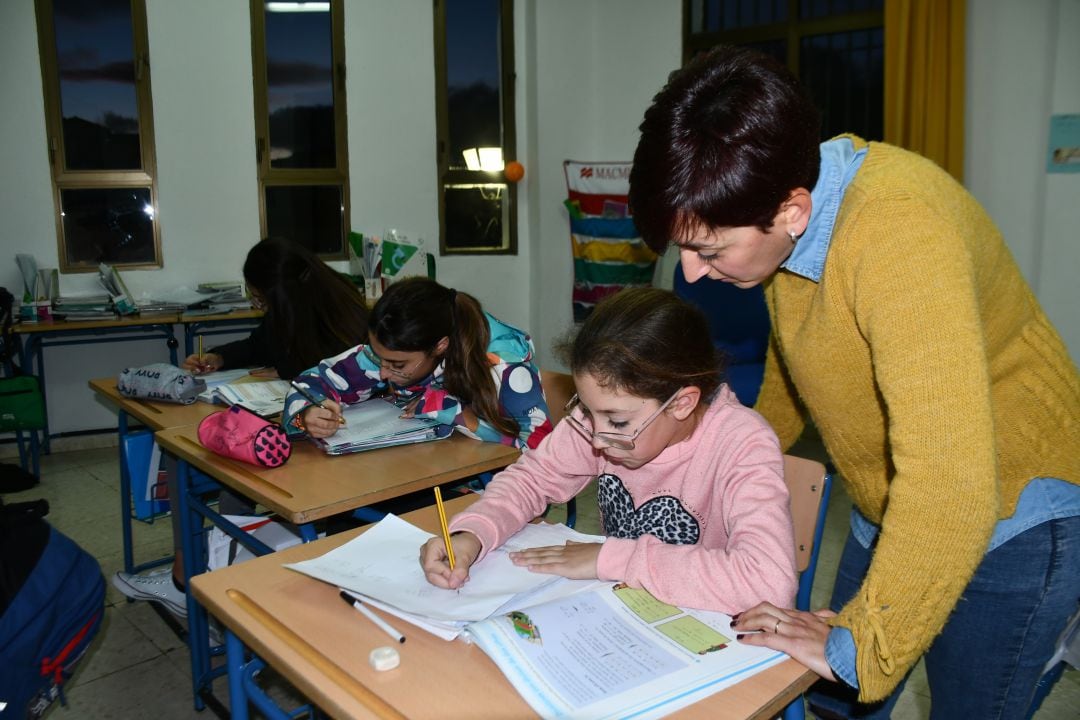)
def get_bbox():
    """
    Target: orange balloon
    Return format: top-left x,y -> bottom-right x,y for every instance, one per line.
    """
504,161 -> 525,183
